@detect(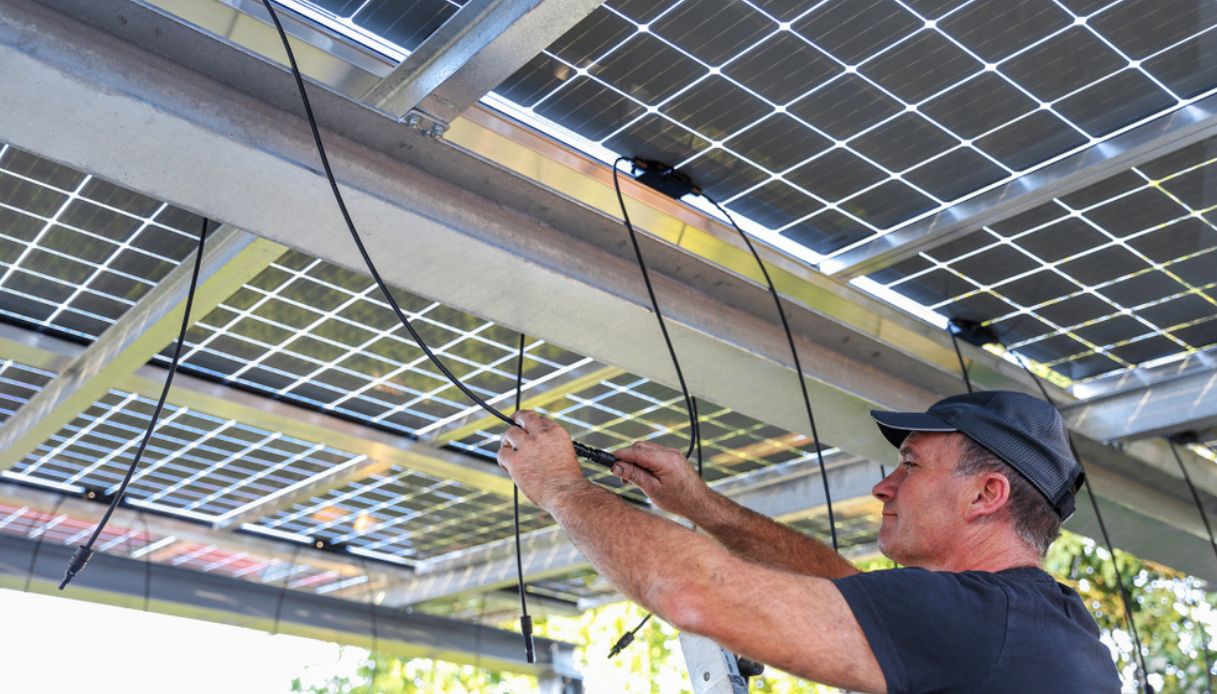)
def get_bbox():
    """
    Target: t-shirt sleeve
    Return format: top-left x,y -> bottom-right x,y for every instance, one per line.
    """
831,568 -> 1008,694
